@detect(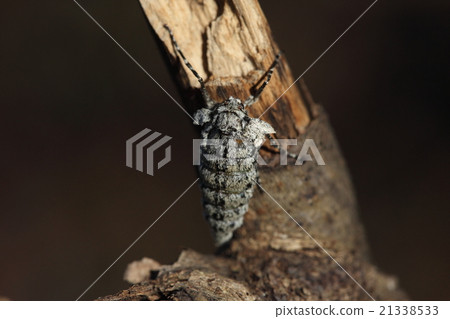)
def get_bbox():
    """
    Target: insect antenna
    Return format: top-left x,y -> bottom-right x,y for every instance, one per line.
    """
244,53 -> 281,107
164,25 -> 215,108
